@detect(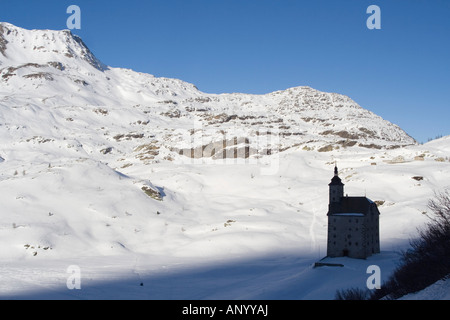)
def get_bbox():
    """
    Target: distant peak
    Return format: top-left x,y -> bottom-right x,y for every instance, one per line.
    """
0,21 -> 16,29
0,21 -> 108,71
